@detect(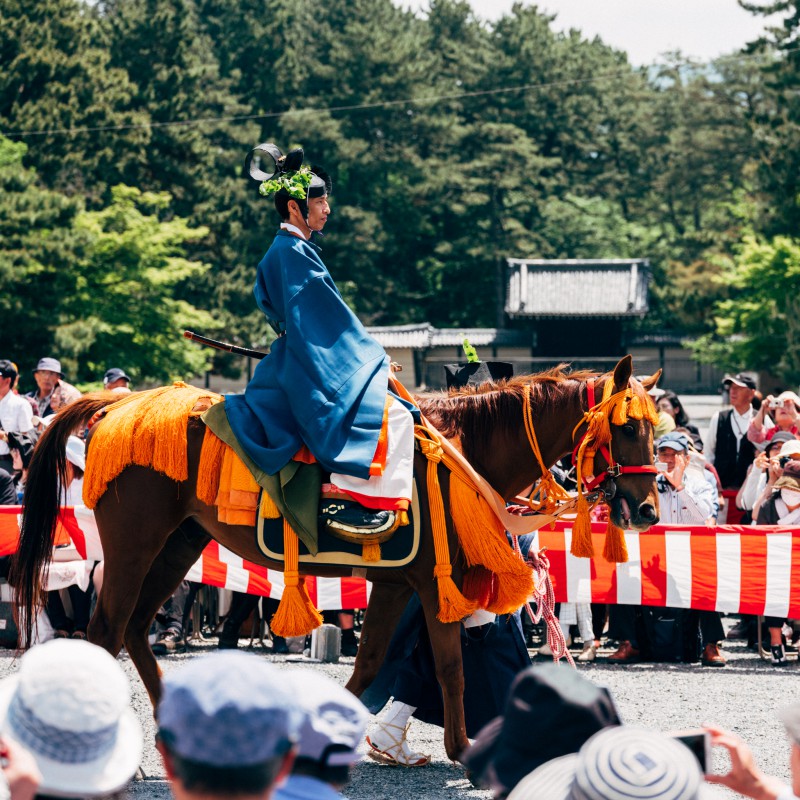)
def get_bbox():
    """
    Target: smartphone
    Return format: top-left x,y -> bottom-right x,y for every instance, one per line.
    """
671,729 -> 710,773
654,461 -> 668,473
